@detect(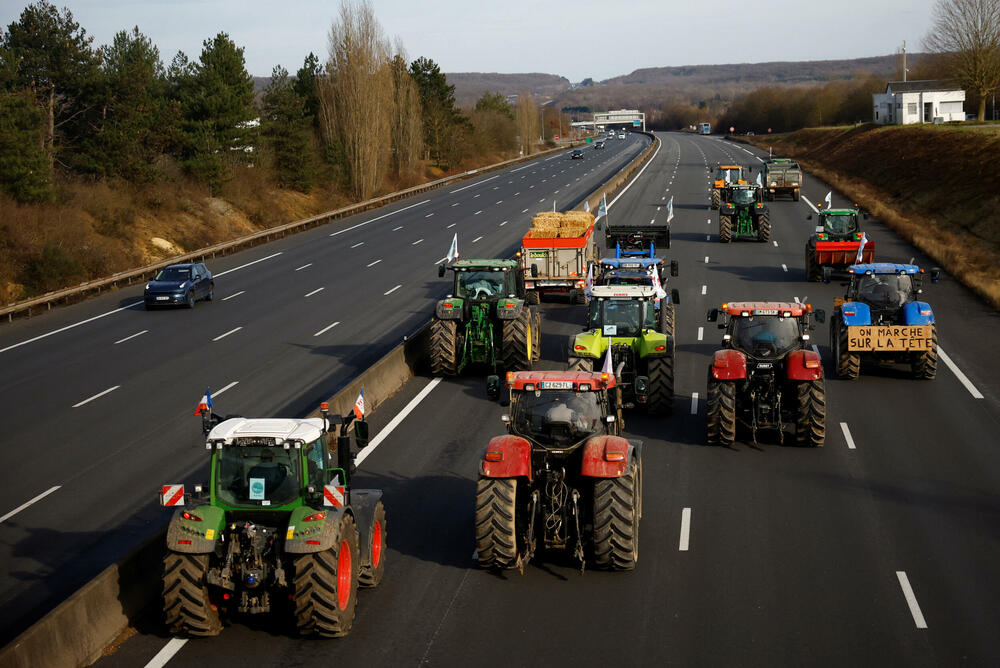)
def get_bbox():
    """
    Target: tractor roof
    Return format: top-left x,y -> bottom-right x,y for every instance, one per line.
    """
848,263 -> 922,275
766,158 -> 793,163
590,284 -> 658,299
716,164 -> 742,169
599,257 -> 662,268
723,301 -> 812,317
207,417 -> 325,445
821,209 -> 858,215
506,370 -> 616,390
451,259 -> 518,270
727,183 -> 758,189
